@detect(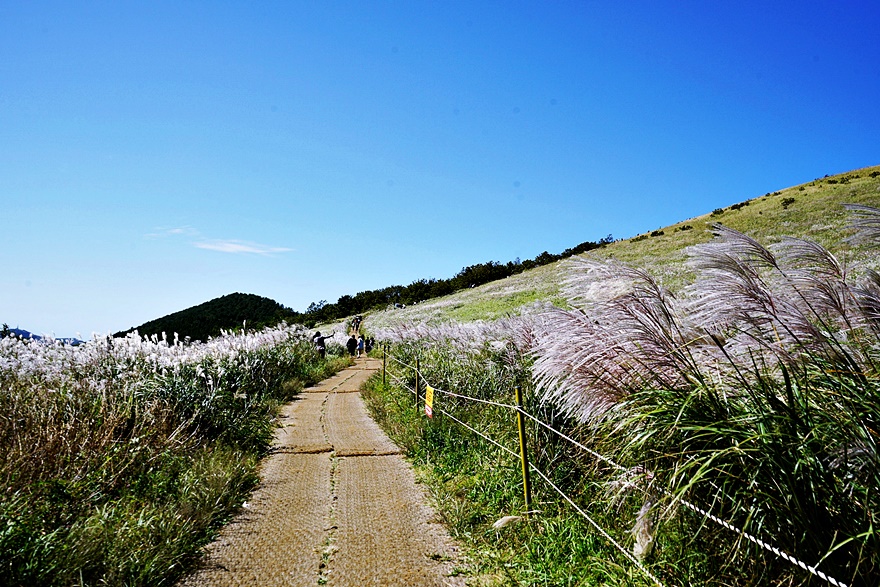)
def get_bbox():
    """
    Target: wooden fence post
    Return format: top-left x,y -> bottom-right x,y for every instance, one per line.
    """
415,357 -> 420,410
515,386 -> 533,512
